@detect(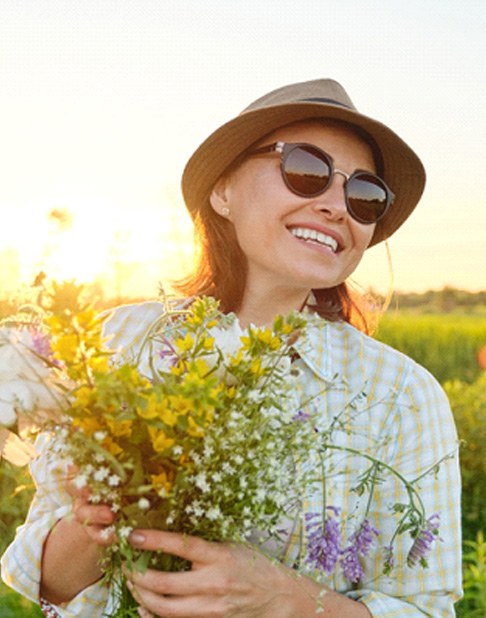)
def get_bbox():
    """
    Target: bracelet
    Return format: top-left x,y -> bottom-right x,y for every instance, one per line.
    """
40,596 -> 62,618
